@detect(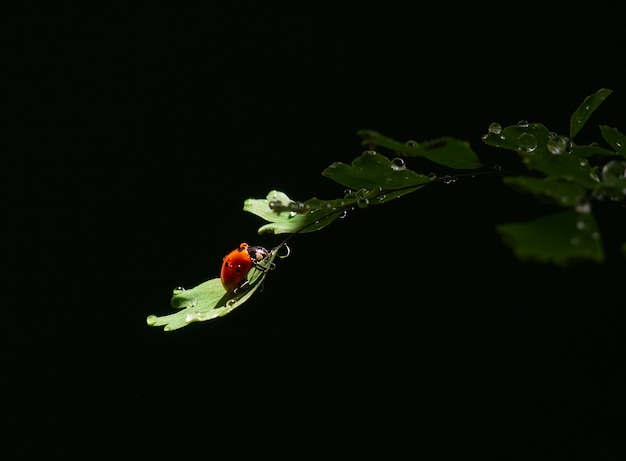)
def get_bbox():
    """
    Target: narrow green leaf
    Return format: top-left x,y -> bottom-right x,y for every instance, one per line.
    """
244,182 -> 426,236
599,125 -> 626,157
570,88 -> 612,140
497,209 -> 604,266
146,250 -> 278,330
357,130 -> 482,169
